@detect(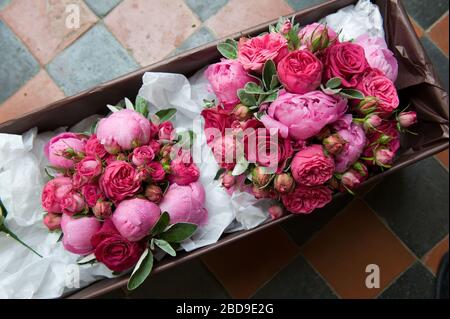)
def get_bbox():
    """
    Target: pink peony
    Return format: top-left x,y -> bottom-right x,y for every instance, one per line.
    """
159,181 -> 208,226
111,198 -> 161,242
99,161 -> 142,202
355,34 -> 398,82
60,191 -> 86,216
261,91 -> 347,141
43,213 -> 62,231
85,135 -> 107,159
132,145 -> 155,166
237,33 -> 288,72
298,23 -> 338,51
169,153 -> 200,186
44,133 -> 86,169
41,176 -> 73,213
61,214 -> 101,255
277,50 -> 323,94
291,145 -> 335,186
96,109 -> 152,153
281,185 -> 332,214
80,183 -> 104,207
